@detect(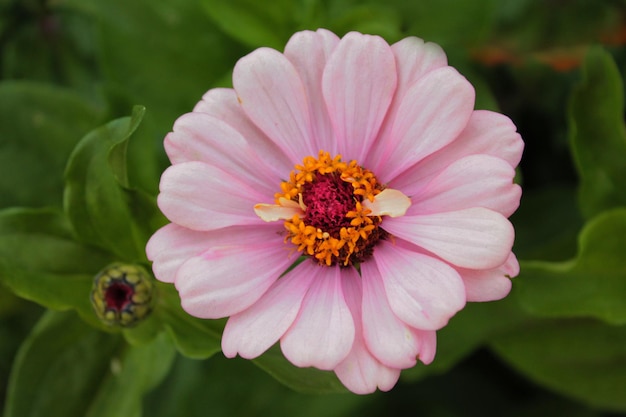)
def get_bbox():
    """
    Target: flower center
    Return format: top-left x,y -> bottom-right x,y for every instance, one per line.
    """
275,151 -> 387,267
